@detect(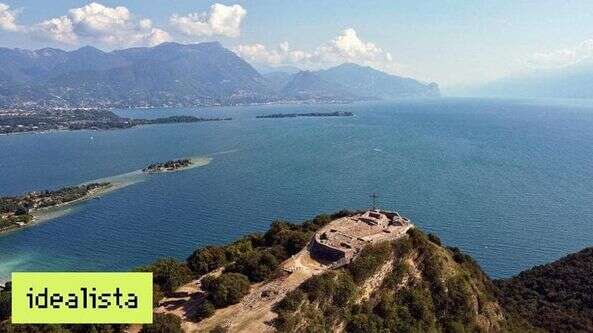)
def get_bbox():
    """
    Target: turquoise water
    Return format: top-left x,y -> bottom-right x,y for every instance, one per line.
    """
1,98 -> 592,279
